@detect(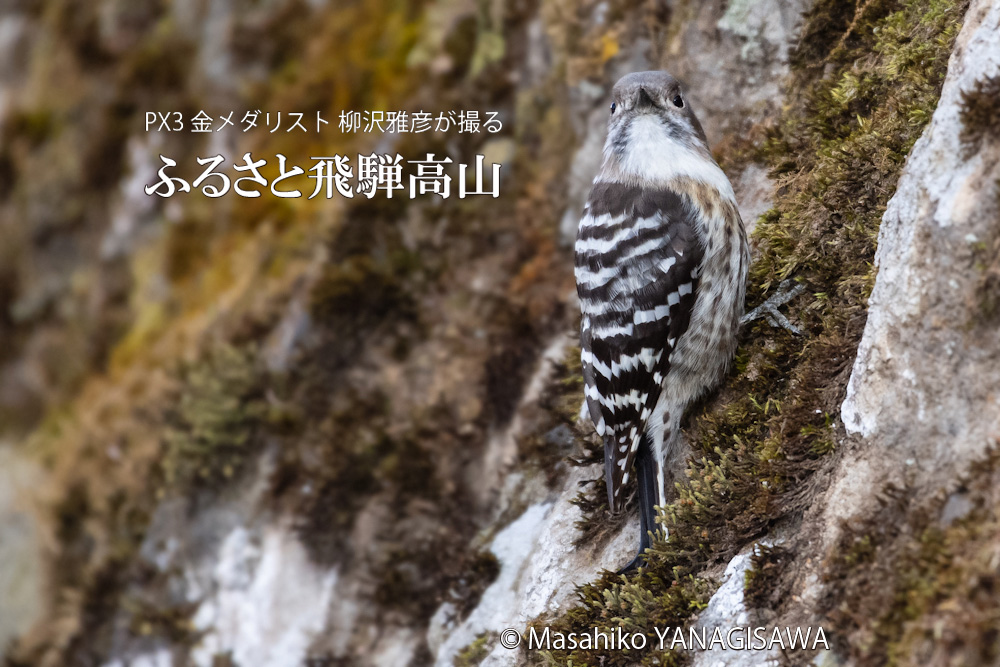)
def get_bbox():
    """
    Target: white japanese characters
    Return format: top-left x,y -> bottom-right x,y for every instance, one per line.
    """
143,110 -> 502,134
144,153 -> 501,200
